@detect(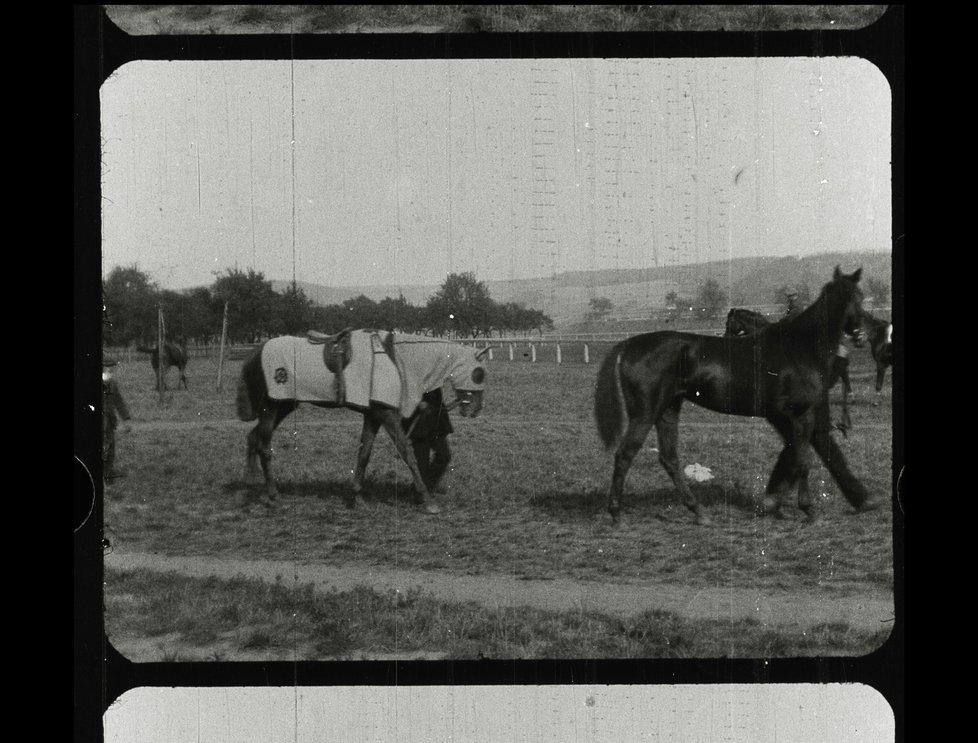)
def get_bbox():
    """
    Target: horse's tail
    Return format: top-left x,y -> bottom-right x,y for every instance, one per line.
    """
235,343 -> 266,421
136,346 -> 156,354
594,342 -> 625,450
